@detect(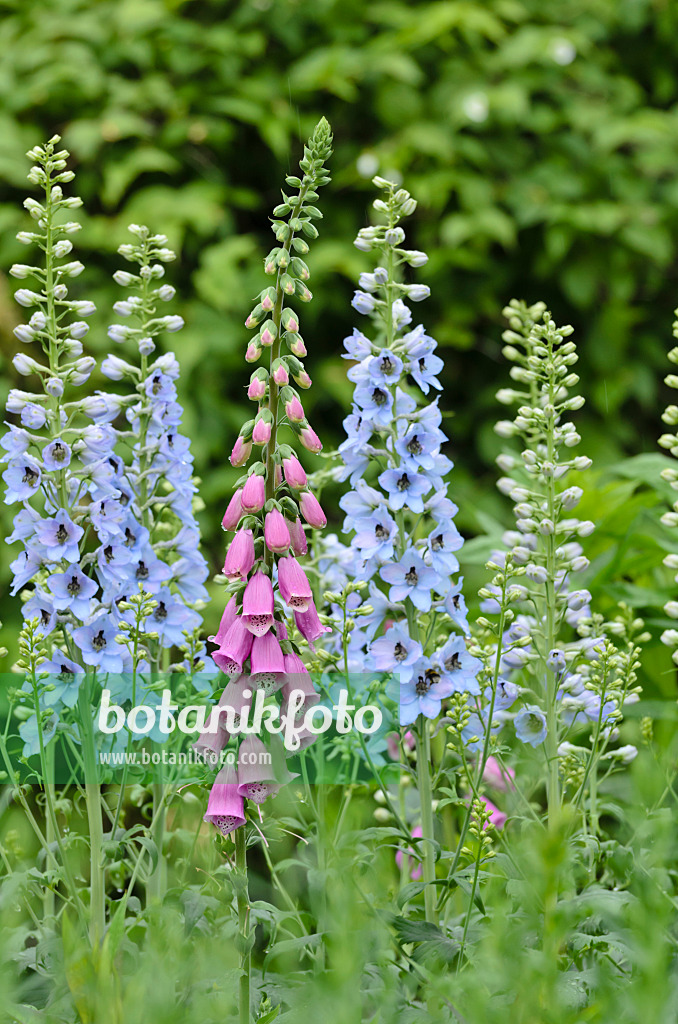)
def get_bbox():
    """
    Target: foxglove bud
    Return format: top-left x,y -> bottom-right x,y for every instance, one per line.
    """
287,517 -> 307,556
299,491 -> 327,528
299,425 -> 322,453
282,455 -> 307,488
285,396 -> 305,423
246,340 -> 262,363
241,473 -> 265,512
222,488 -> 244,530
252,416 -> 272,446
264,509 -> 291,552
223,528 -> 255,581
272,359 -> 289,386
260,320 -> 277,347
281,309 -> 299,334
230,437 -> 252,468
288,334 -> 307,357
